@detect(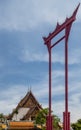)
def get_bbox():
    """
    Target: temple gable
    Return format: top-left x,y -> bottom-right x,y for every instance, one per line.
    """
8,91 -> 42,121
